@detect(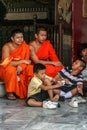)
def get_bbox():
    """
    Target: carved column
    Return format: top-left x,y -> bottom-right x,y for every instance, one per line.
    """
58,15 -> 63,62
